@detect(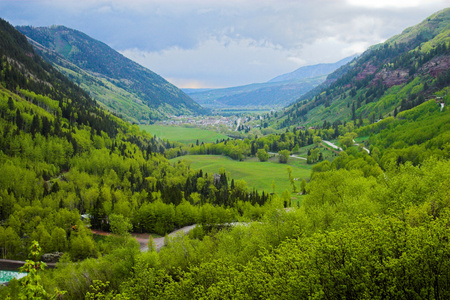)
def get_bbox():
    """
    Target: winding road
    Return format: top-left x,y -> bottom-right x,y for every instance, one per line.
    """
322,140 -> 343,151
140,224 -> 197,252
268,152 -> 307,160
235,118 -> 241,131
93,225 -> 198,252
352,139 -> 370,154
